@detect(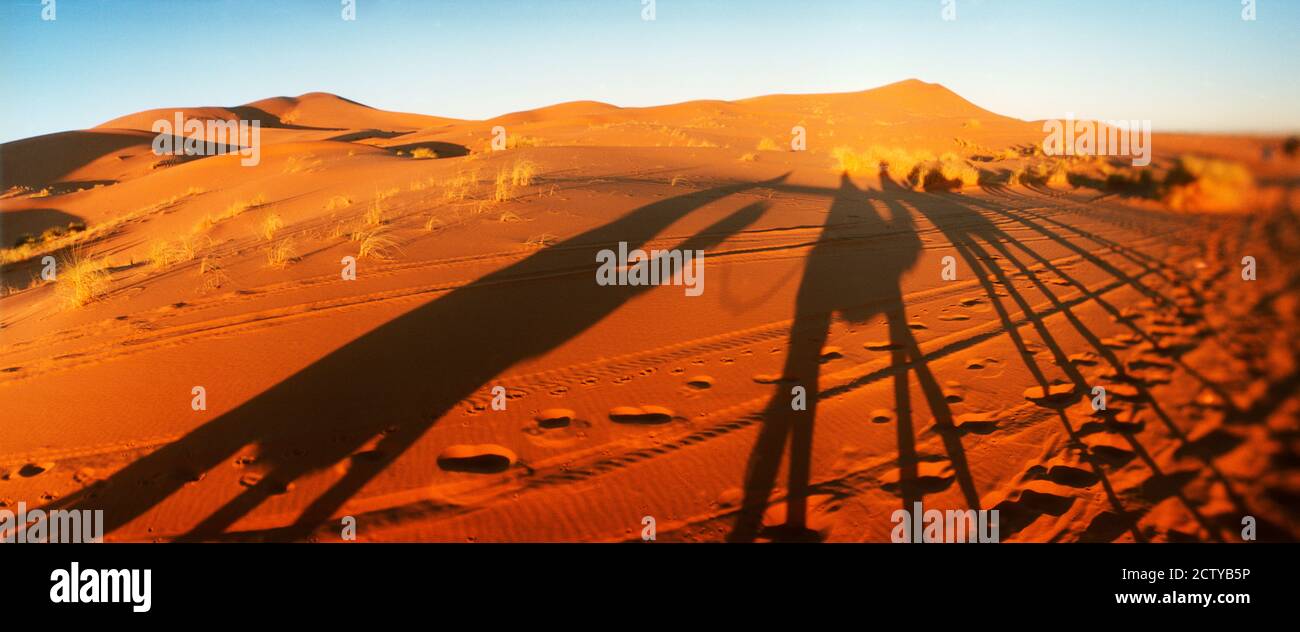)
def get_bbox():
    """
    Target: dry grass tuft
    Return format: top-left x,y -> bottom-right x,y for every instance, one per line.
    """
356,230 -> 399,260
149,236 -> 201,271
56,250 -> 111,308
260,213 -> 284,241
266,238 -> 296,268
1161,155 -> 1255,212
